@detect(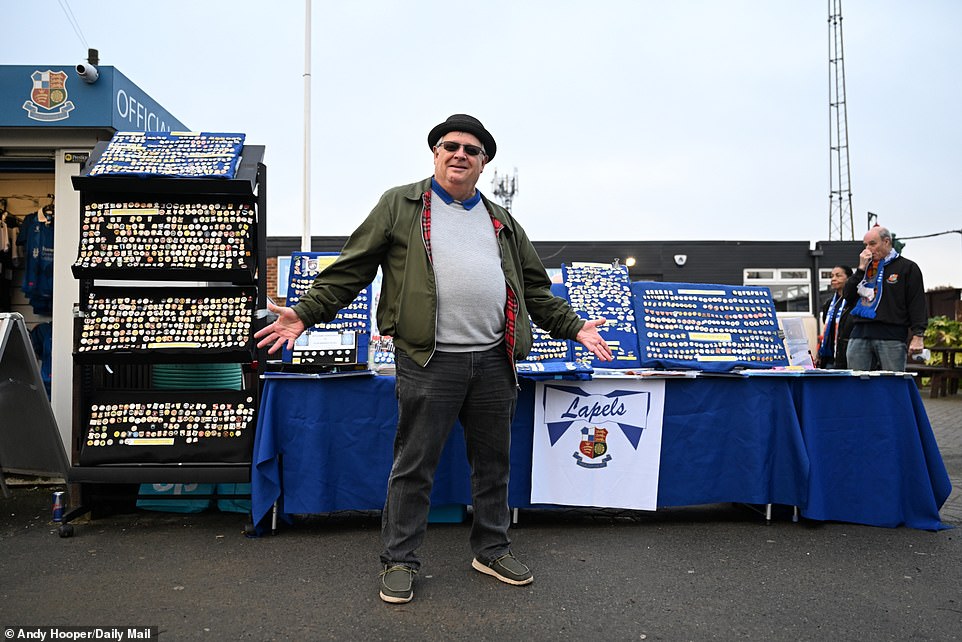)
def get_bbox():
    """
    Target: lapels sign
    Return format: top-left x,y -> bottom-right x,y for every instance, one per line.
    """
531,379 -> 666,510
23,70 -> 75,121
